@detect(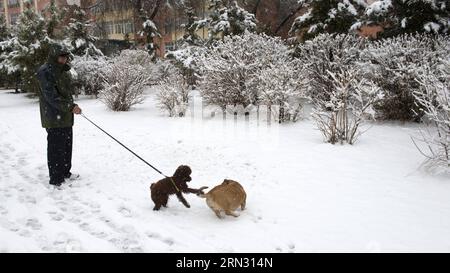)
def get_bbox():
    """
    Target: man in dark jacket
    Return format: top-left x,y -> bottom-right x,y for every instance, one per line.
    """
37,44 -> 82,187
